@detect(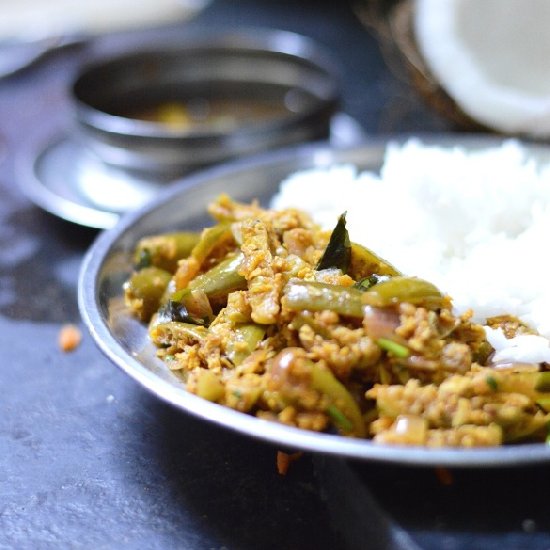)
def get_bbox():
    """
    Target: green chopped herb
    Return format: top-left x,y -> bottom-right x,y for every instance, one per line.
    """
376,338 -> 410,358
486,375 -> 498,391
327,404 -> 353,432
353,274 -> 390,291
